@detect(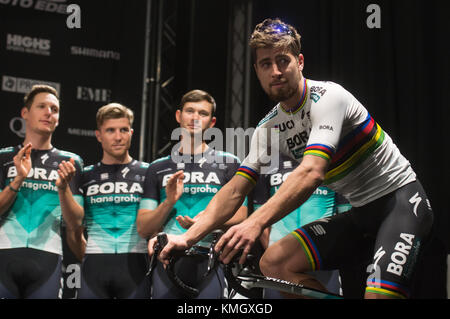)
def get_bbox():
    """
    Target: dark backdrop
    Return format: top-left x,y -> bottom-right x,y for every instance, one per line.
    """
249,0 -> 449,298
0,0 -> 448,298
